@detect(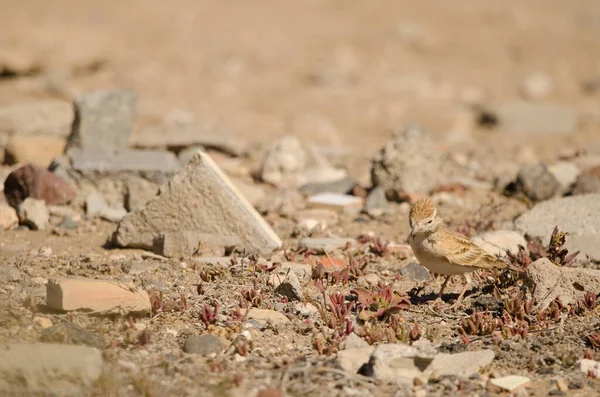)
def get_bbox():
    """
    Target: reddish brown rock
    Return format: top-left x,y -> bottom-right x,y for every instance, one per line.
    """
3,163 -> 76,208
